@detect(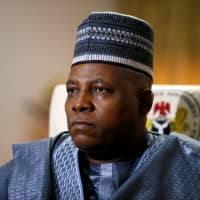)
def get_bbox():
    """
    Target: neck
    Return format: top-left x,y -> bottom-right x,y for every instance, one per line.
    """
80,136 -> 148,165
86,155 -> 134,165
